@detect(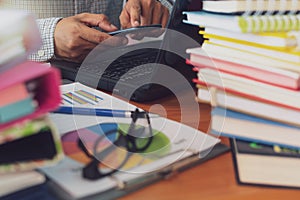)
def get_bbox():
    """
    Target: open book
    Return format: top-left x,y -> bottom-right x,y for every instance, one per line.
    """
42,83 -> 226,200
